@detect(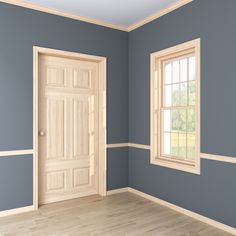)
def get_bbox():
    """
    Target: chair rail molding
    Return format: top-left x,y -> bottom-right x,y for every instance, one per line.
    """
0,149 -> 34,157
107,143 -> 236,164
